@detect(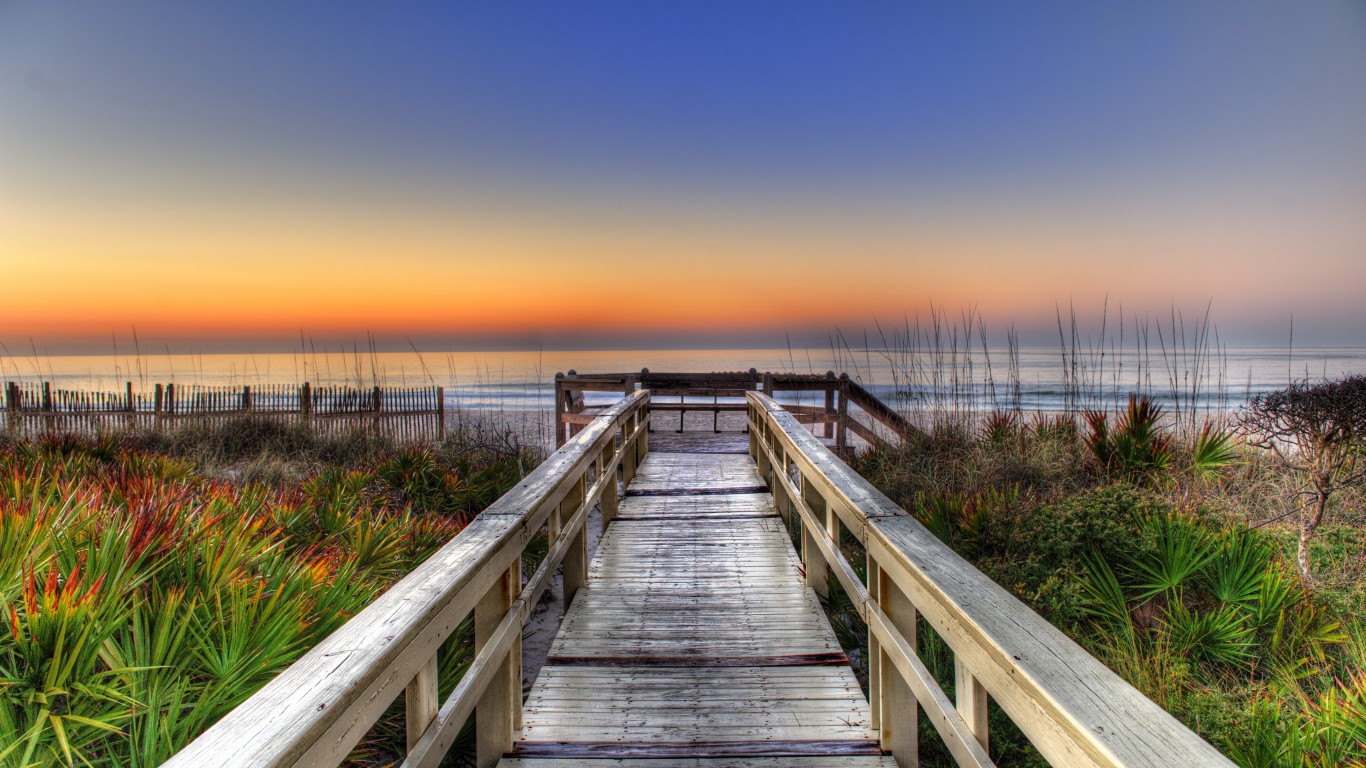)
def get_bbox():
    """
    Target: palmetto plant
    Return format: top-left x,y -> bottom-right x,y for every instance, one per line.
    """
1126,513 -> 1216,601
1078,510 -> 1345,718
1084,395 -> 1174,482
0,430 -> 530,767
1190,422 -> 1239,480
1204,530 -> 1271,608
1,563 -> 138,768
1162,601 -> 1256,667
